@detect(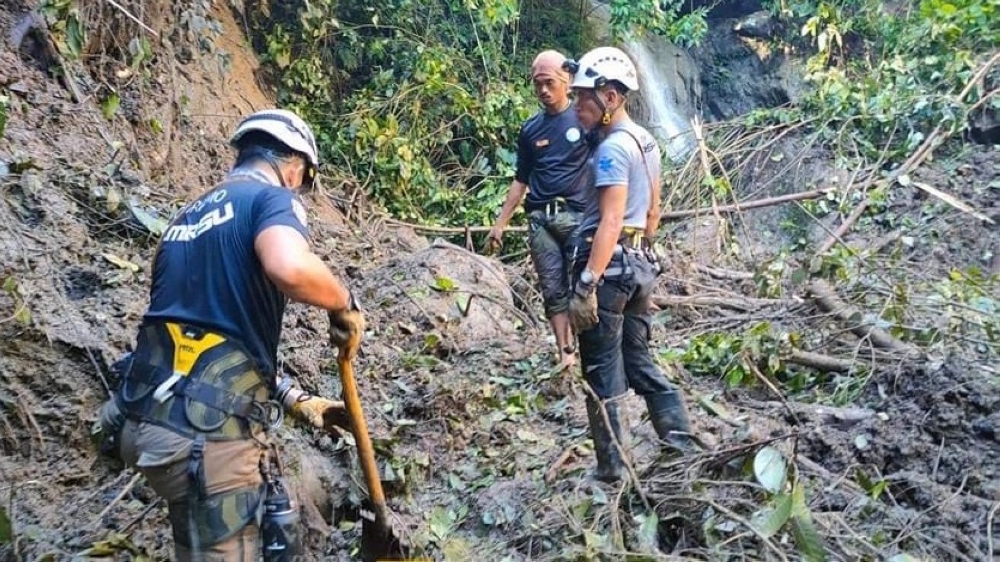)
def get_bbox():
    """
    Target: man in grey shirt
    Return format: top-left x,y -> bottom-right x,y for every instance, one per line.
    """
564,47 -> 701,482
